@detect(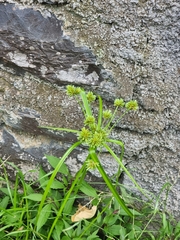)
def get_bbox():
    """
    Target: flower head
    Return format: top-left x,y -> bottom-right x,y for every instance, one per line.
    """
88,129 -> 107,148
86,159 -> 99,170
66,85 -> 81,96
125,100 -> 138,111
84,116 -> 95,126
114,98 -> 125,107
86,91 -> 96,102
79,127 -> 91,142
103,110 -> 112,119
